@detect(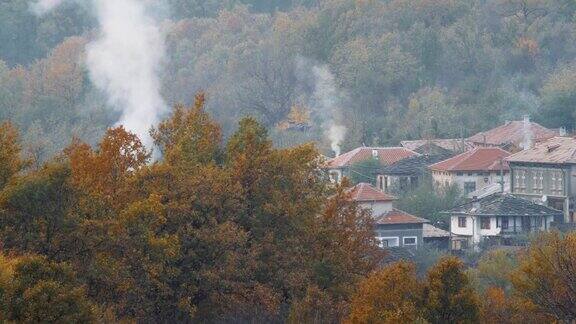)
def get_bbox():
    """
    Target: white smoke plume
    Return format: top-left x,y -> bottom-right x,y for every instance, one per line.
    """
297,58 -> 348,157
32,0 -> 167,148
31,0 -> 64,15
521,115 -> 533,150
